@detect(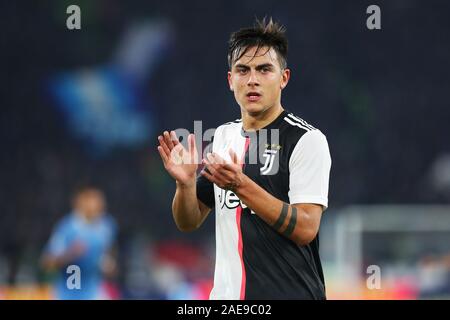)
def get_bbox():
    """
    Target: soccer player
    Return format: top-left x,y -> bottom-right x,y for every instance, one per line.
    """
157,18 -> 331,299
41,187 -> 117,300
